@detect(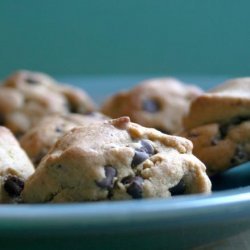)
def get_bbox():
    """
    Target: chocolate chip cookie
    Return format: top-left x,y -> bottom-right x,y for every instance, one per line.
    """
0,70 -> 96,136
0,127 -> 34,203
101,78 -> 202,134
181,78 -> 250,175
20,113 -> 108,166
22,117 -> 211,203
